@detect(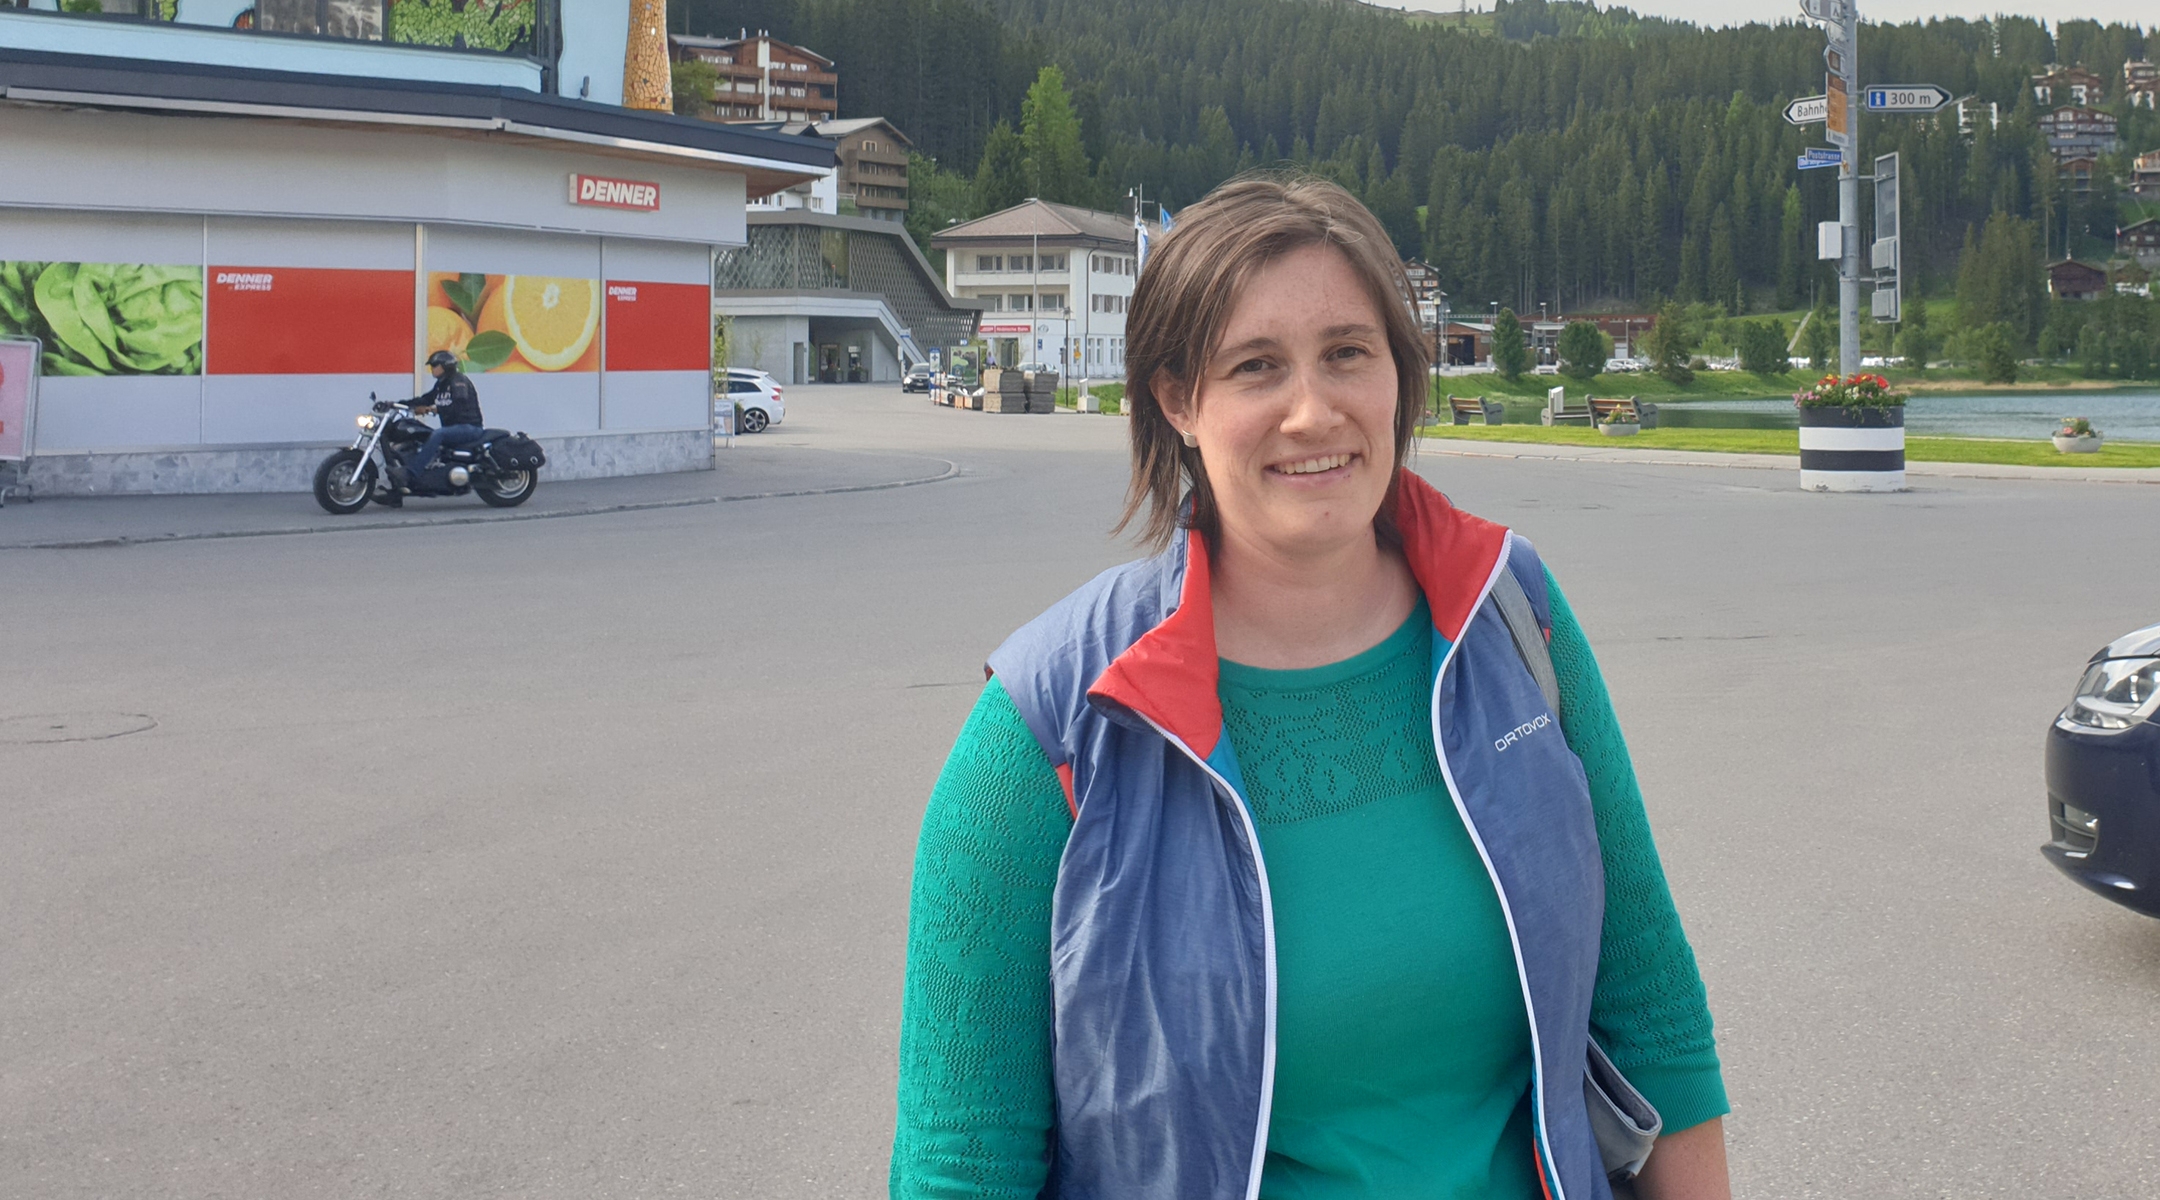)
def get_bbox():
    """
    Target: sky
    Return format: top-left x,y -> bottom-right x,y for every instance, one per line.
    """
1389,0 -> 2146,29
